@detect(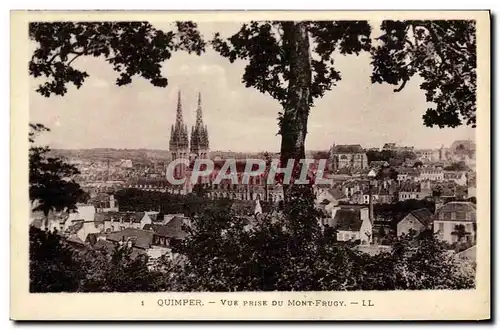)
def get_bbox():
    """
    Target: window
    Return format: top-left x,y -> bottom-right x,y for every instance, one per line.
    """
450,212 -> 456,220
466,212 -> 471,220
438,222 -> 444,233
